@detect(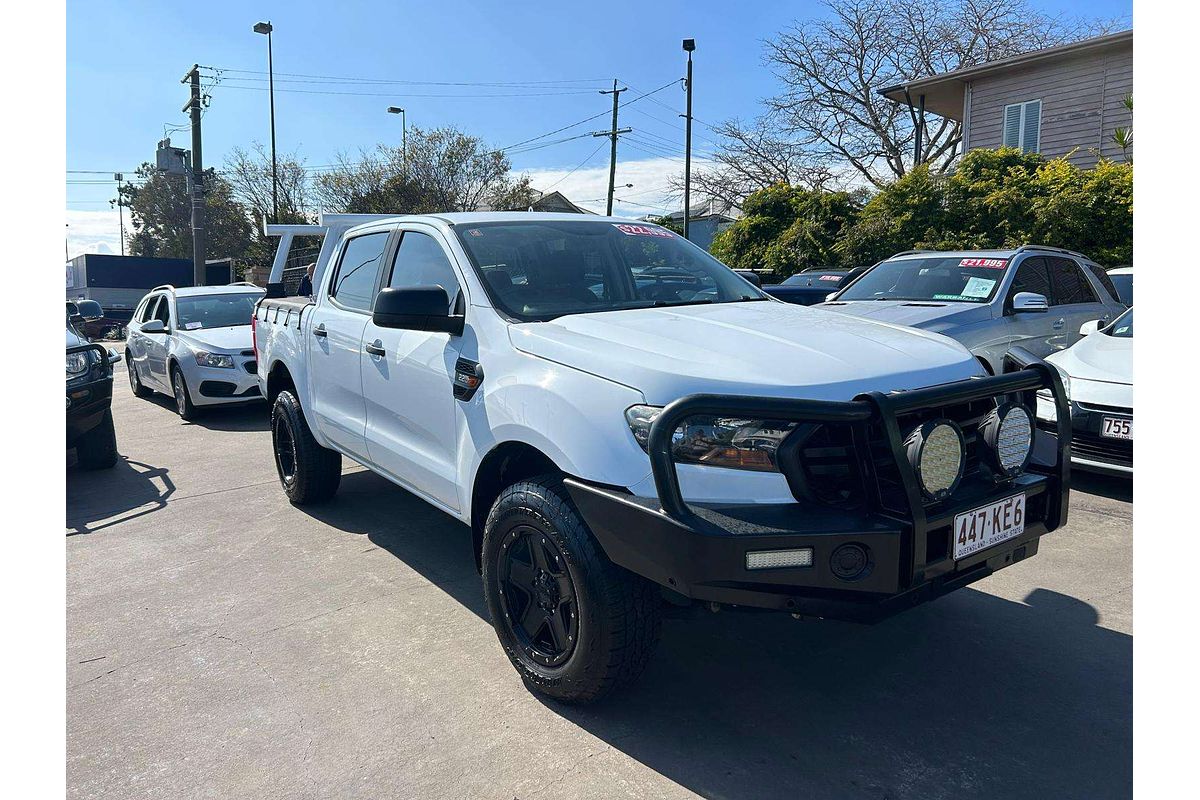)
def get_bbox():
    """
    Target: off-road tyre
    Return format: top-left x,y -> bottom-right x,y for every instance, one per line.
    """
271,389 -> 341,505
76,409 -> 118,470
482,475 -> 661,704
